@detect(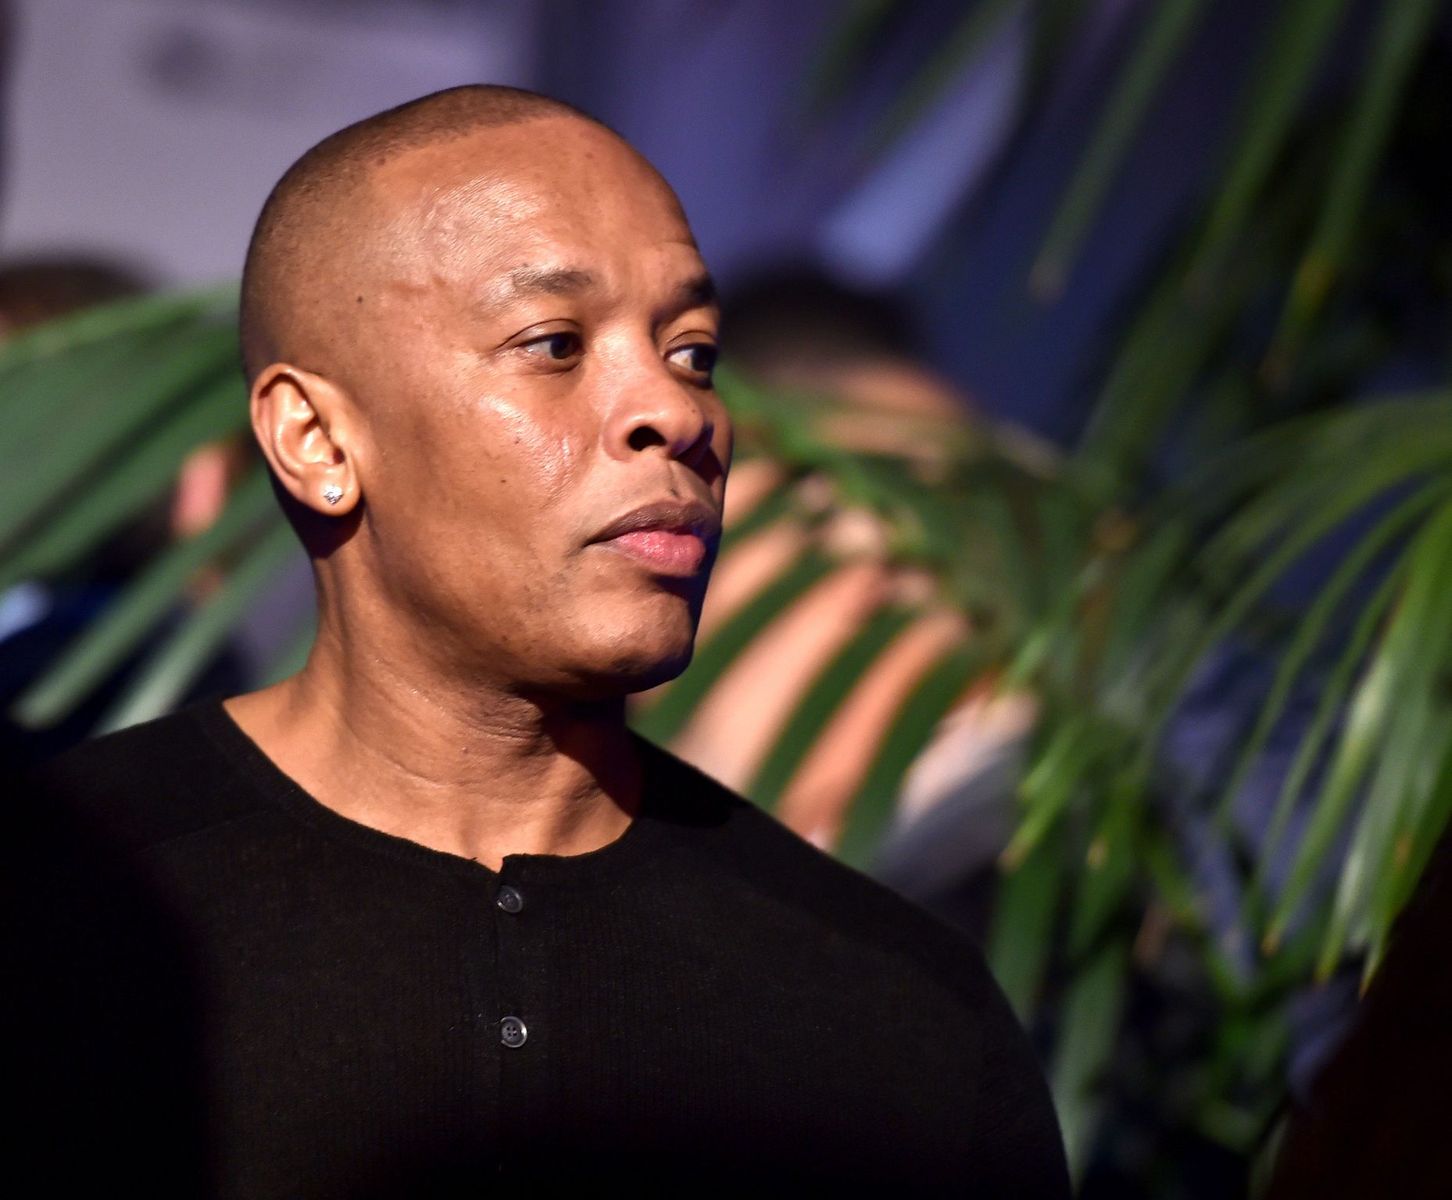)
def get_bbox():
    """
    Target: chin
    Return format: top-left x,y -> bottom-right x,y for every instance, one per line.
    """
624,645 -> 695,694
583,616 -> 698,696
614,632 -> 697,693
542,588 -> 703,698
